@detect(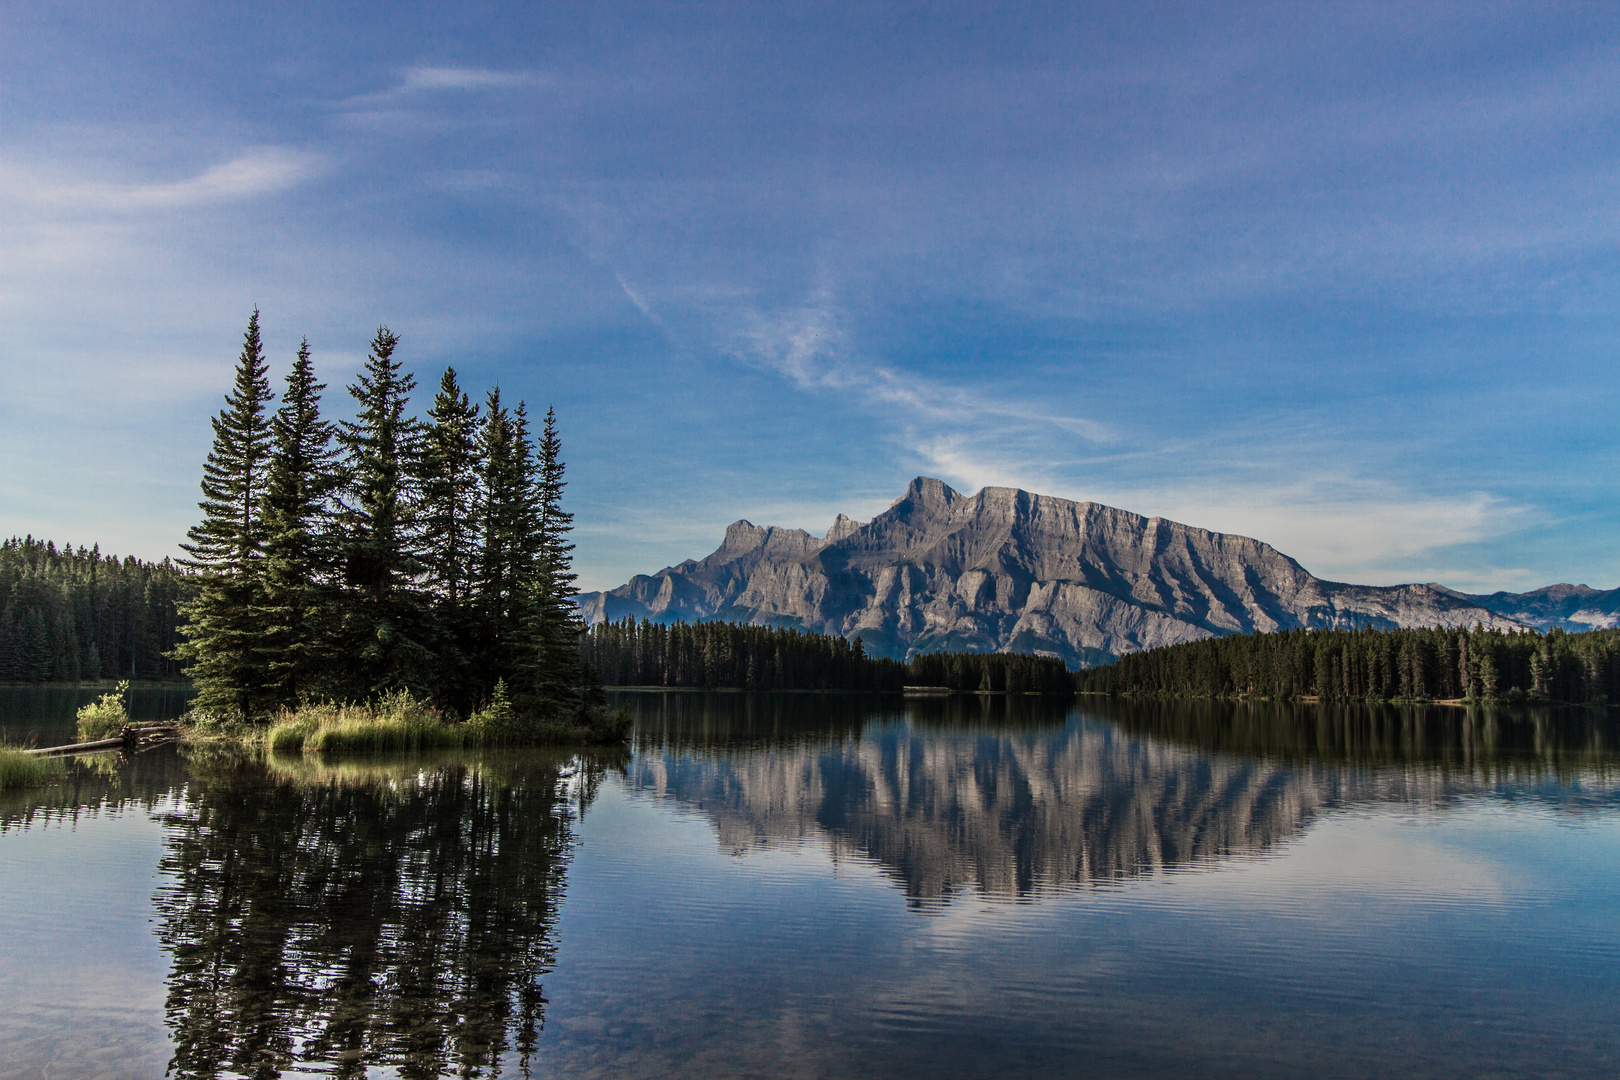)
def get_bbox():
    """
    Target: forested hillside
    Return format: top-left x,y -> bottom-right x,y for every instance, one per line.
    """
581,618 -> 1074,694
1076,625 -> 1620,704
0,537 -> 190,682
